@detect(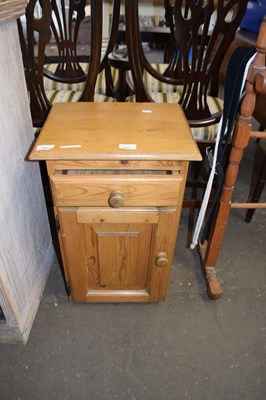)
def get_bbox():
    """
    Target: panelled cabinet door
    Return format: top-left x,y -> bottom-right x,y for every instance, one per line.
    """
57,206 -> 180,302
